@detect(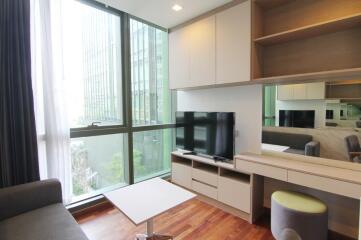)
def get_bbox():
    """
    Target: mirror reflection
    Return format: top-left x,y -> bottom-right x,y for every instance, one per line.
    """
262,80 -> 361,163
